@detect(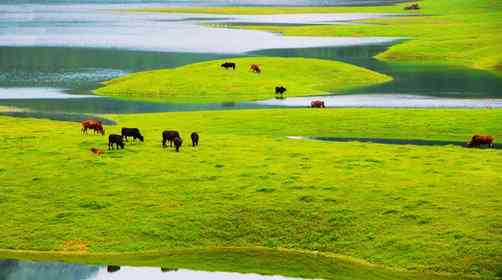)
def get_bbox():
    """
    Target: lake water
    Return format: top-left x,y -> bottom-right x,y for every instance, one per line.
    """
1,1 -> 501,113
0,259 -> 312,280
